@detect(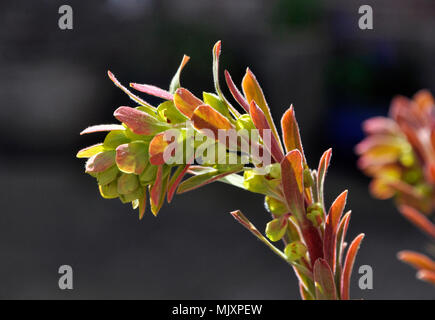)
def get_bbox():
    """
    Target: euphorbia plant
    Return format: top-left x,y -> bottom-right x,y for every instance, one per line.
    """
356,91 -> 435,285
78,41 -> 364,299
